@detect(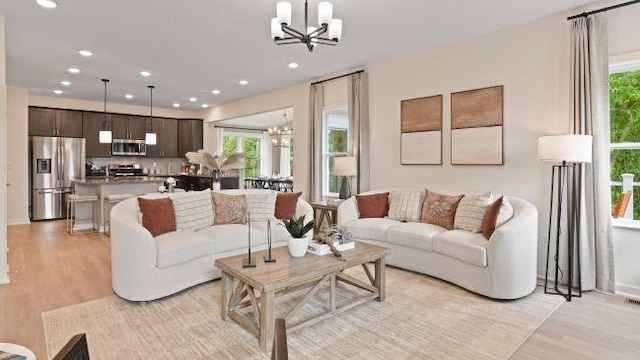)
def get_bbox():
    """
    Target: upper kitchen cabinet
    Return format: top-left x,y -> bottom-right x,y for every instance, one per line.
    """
178,119 -> 203,157
145,118 -> 178,158
112,114 -> 146,140
82,112 -> 112,157
29,107 -> 83,137
145,117 -> 164,157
